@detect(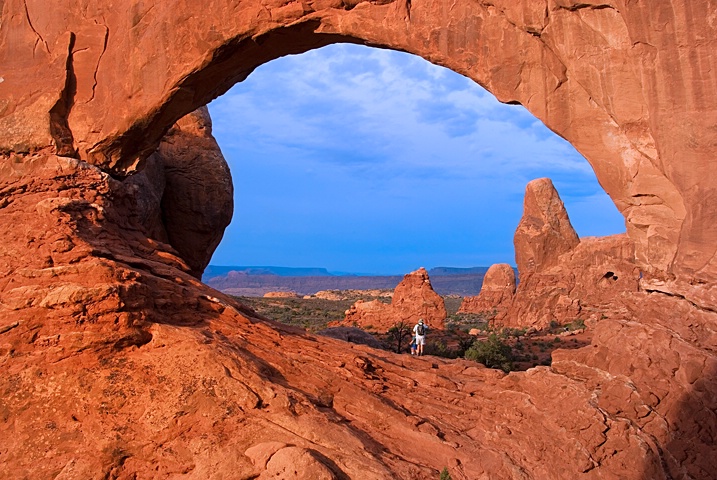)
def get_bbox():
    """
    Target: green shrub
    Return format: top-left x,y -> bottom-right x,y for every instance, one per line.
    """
424,340 -> 459,359
457,337 -> 474,356
439,467 -> 452,480
464,333 -> 514,373
568,318 -> 586,330
504,327 -> 527,338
